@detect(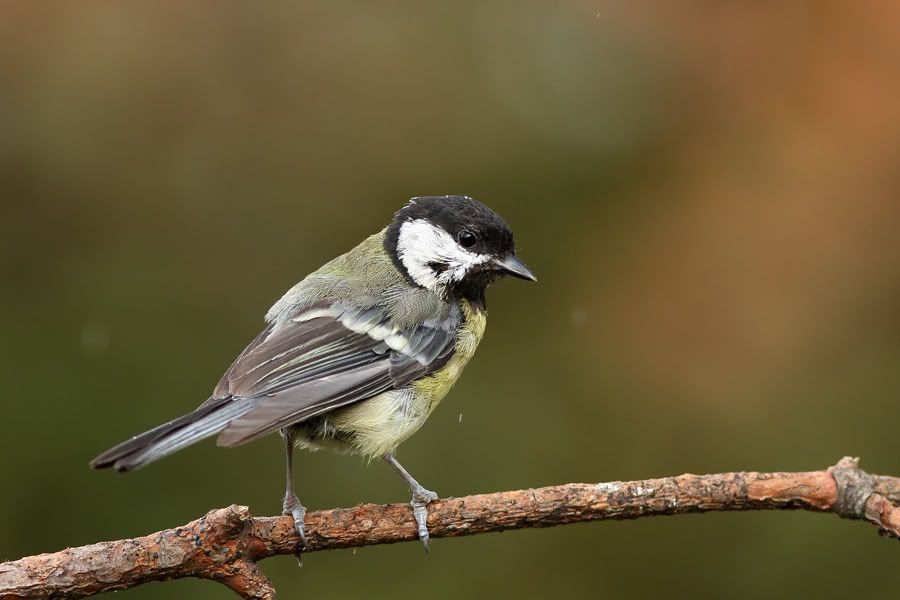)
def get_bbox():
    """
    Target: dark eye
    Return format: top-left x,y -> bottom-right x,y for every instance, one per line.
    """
458,230 -> 477,248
